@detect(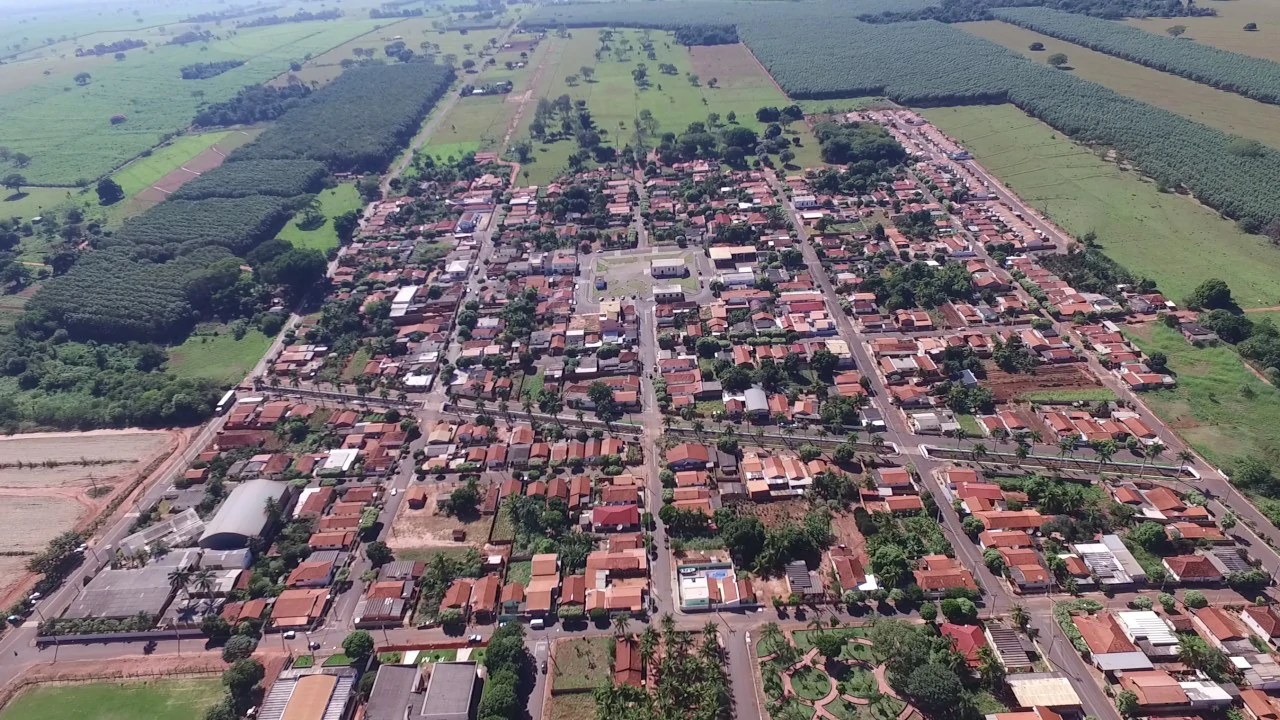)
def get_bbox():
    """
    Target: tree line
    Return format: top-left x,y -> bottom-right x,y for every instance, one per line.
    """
180,60 -> 247,80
